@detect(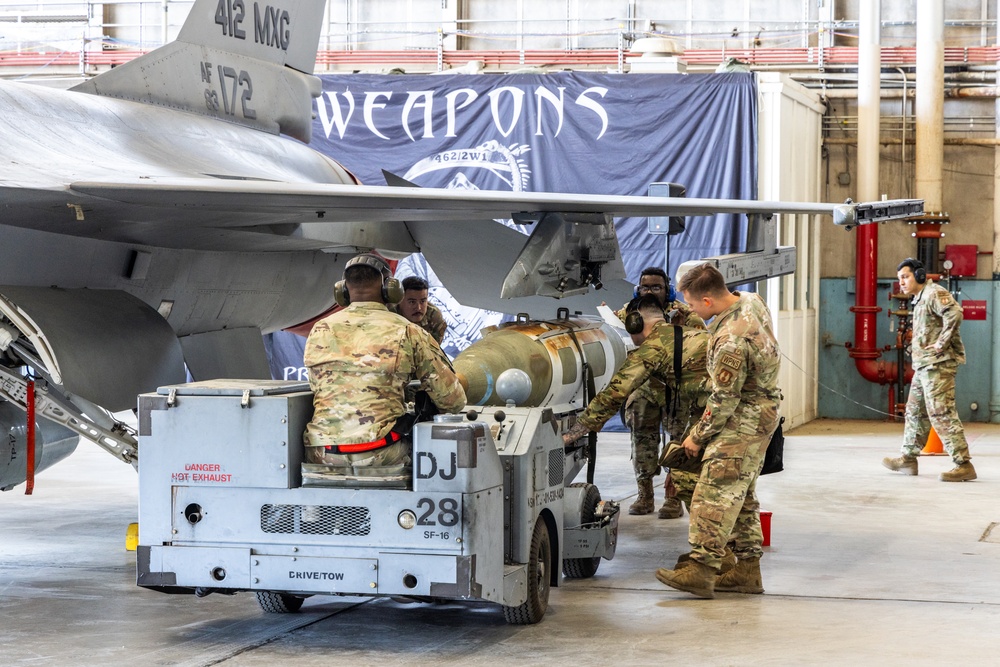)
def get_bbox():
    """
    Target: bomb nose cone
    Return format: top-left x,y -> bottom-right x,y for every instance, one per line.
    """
495,369 -> 532,406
